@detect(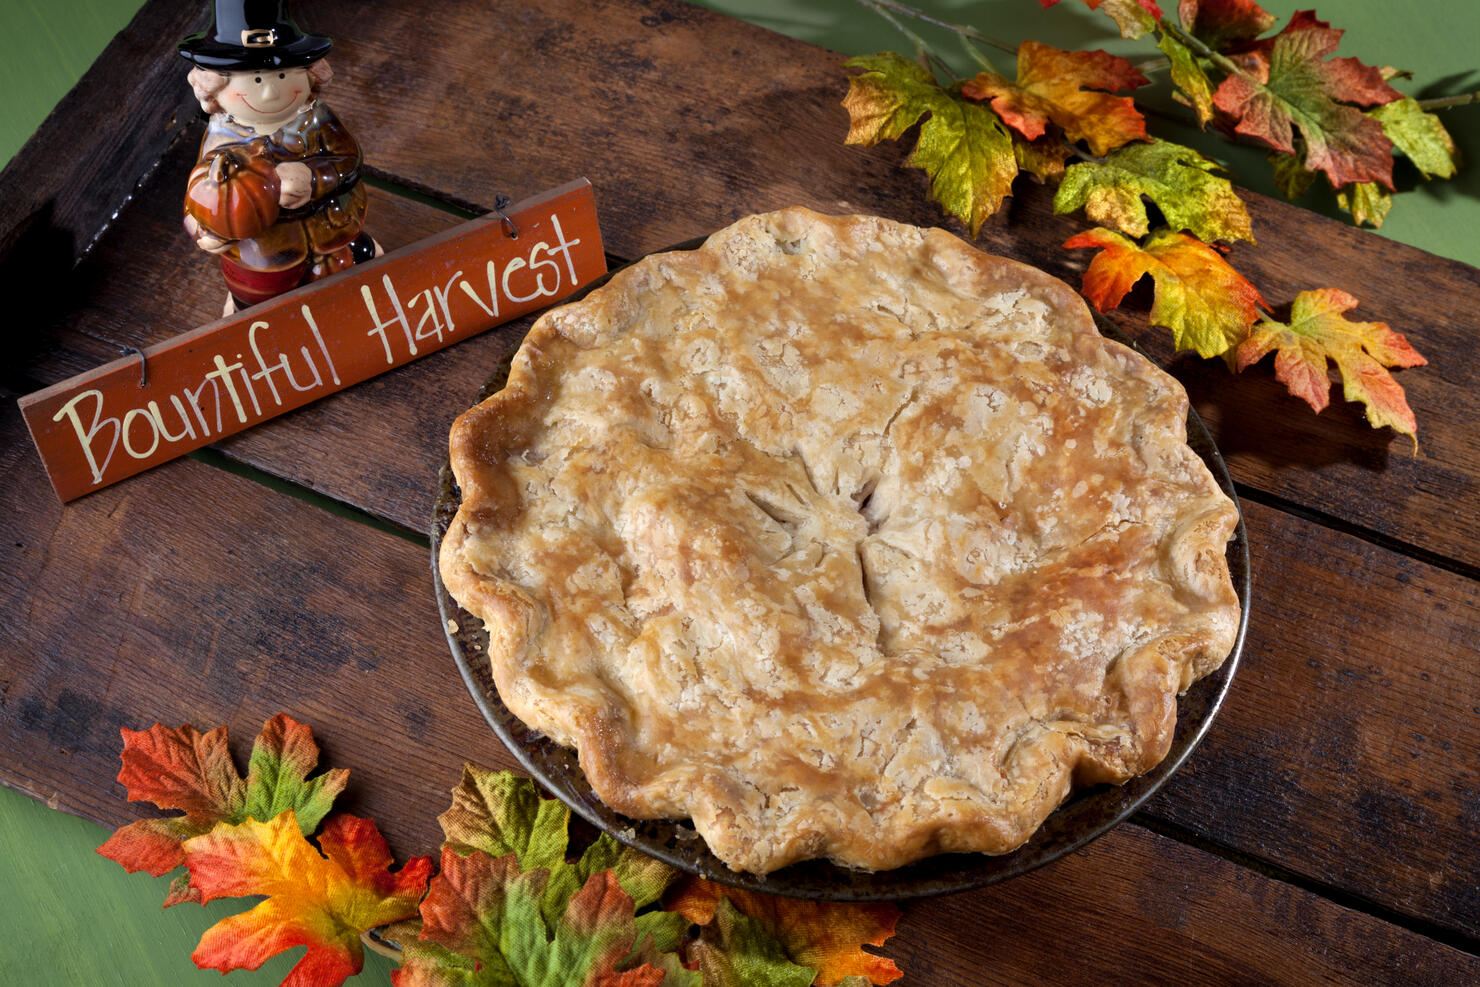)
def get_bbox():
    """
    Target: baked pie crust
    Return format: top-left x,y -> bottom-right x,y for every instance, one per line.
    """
439,208 -> 1240,875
